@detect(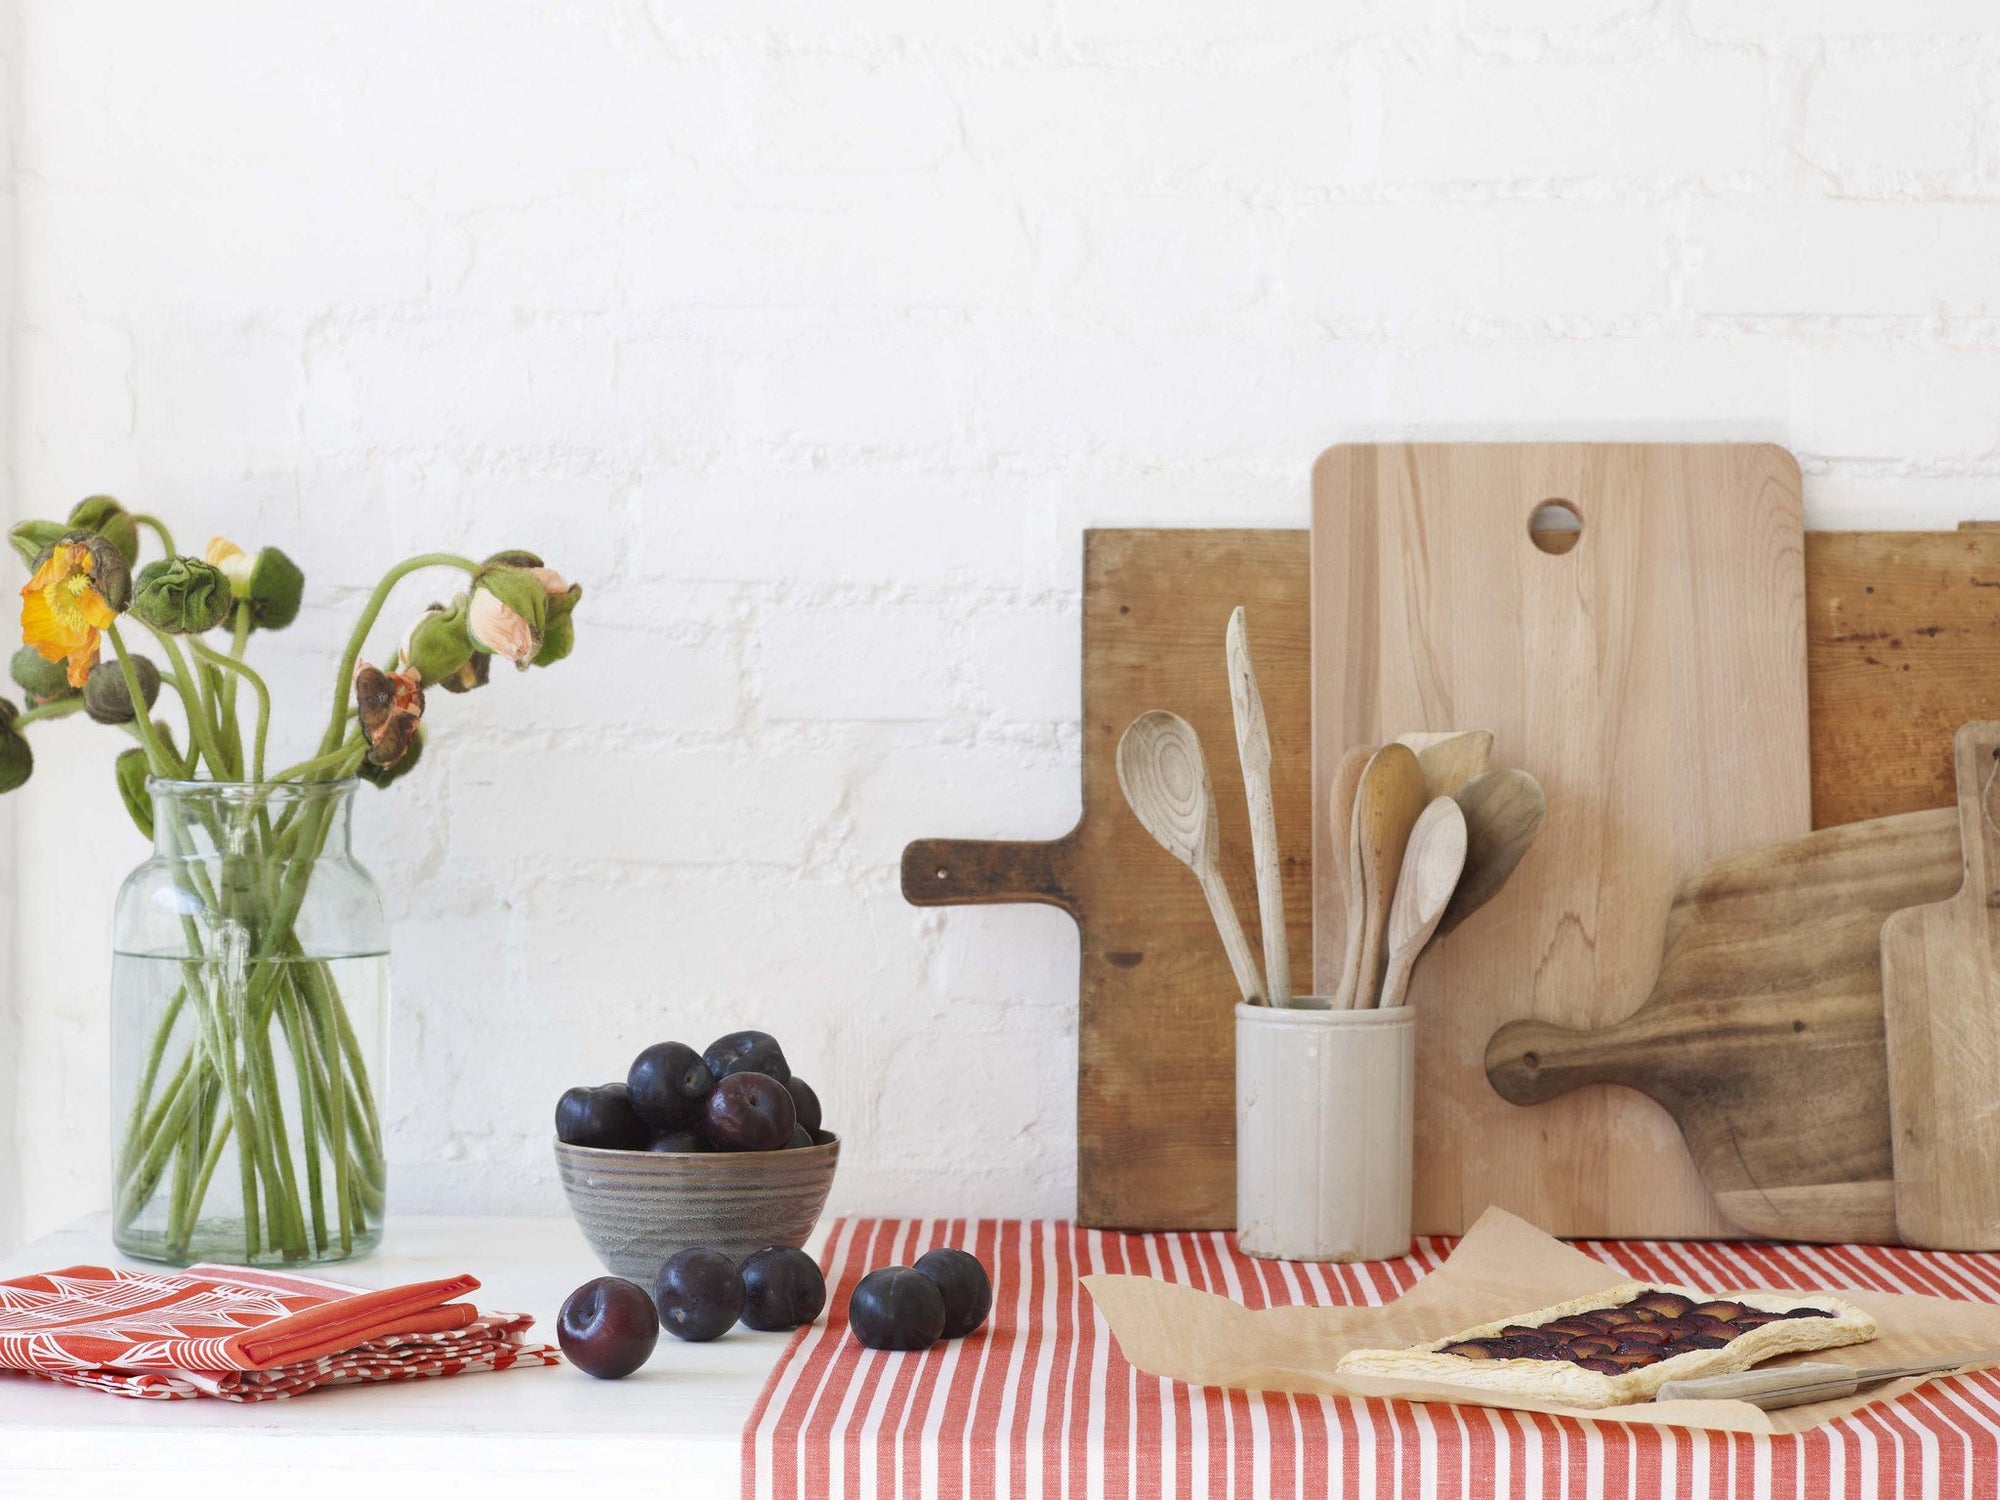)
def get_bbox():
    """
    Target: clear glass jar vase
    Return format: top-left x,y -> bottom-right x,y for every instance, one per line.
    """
111,779 -> 388,1266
